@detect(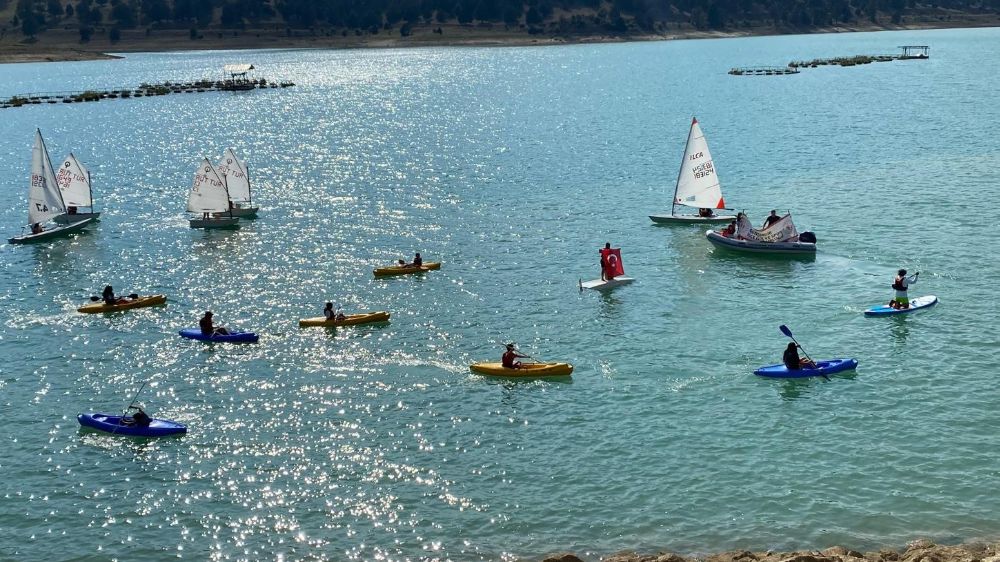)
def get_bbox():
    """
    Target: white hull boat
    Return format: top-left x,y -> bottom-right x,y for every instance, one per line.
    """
10,217 -> 95,244
650,213 -> 735,224
54,211 -> 101,224
705,229 -> 816,255
215,148 -> 258,219
214,205 -> 258,219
